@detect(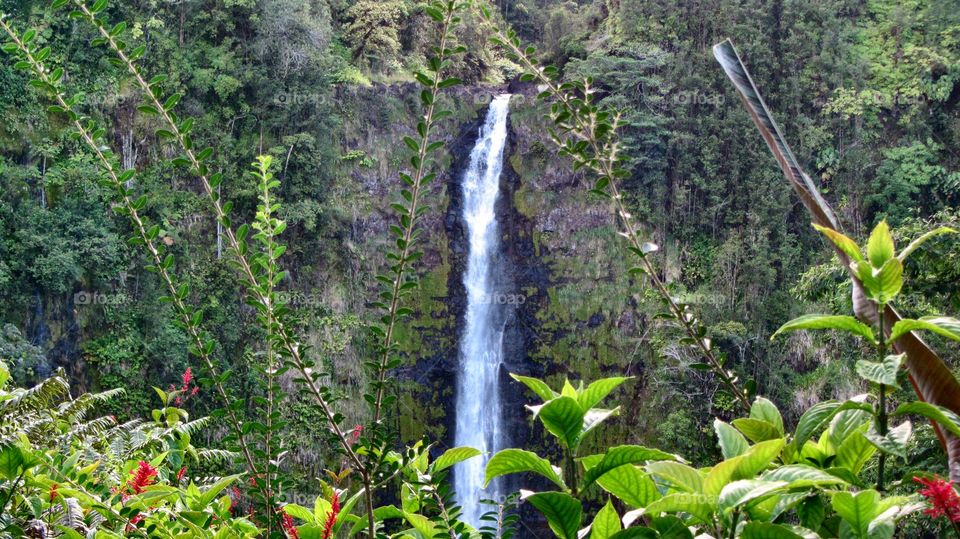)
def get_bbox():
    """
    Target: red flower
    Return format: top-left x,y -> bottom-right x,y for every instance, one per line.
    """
176,466 -> 187,482
128,461 -> 158,494
322,491 -> 341,539
915,475 -> 960,522
281,511 -> 300,539
49,483 -> 58,502
350,425 -> 363,445
170,367 -> 199,406
126,513 -> 144,532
